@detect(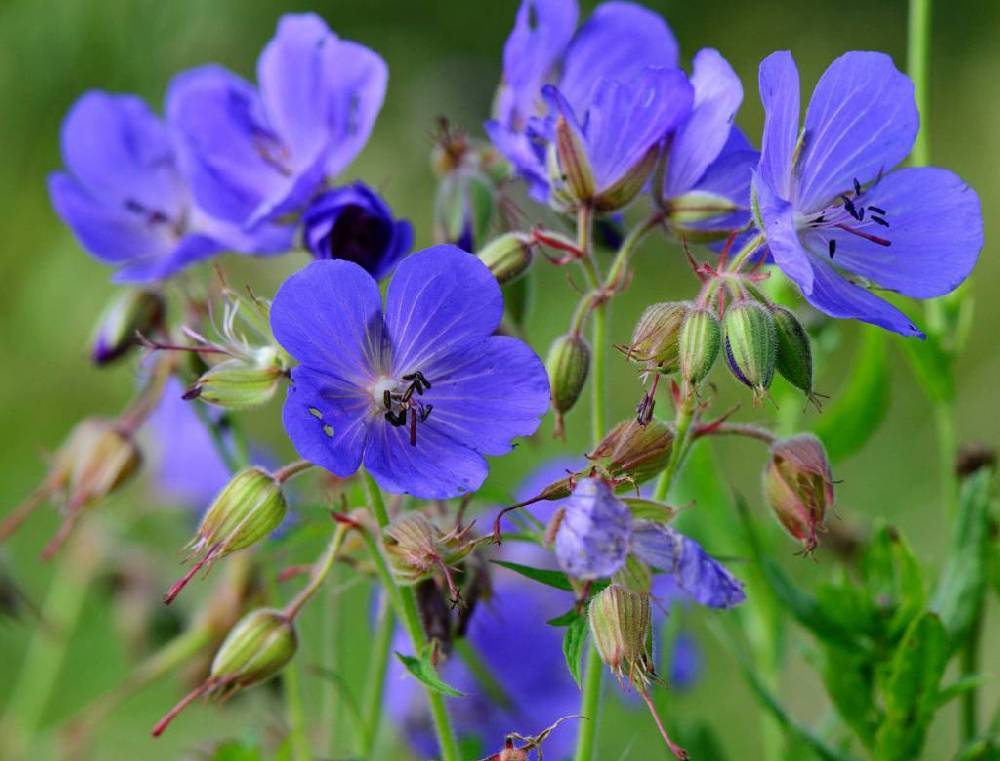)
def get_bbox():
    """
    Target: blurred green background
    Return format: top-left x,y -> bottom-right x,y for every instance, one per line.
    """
0,0 -> 997,759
